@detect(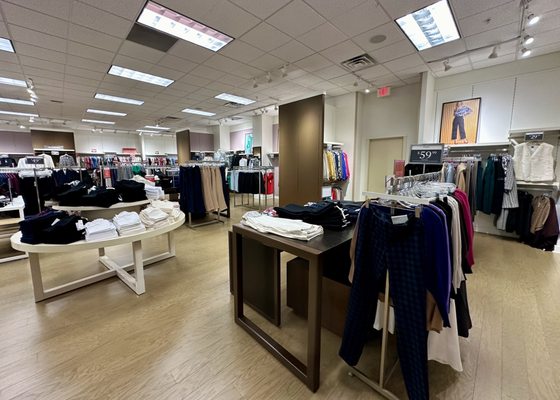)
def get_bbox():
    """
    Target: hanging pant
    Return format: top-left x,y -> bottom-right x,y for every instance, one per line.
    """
451,116 -> 466,140
339,205 -> 429,400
